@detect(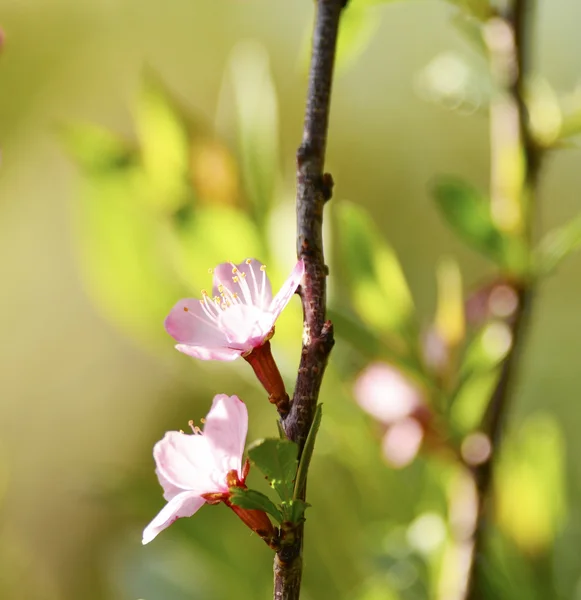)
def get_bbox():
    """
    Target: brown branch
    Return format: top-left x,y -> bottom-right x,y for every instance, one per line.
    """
274,1 -> 346,598
463,1 -> 542,598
